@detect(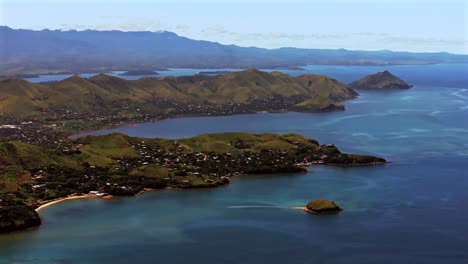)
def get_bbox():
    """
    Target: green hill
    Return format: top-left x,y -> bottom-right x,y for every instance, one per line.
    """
0,70 -> 357,119
349,71 -> 413,90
